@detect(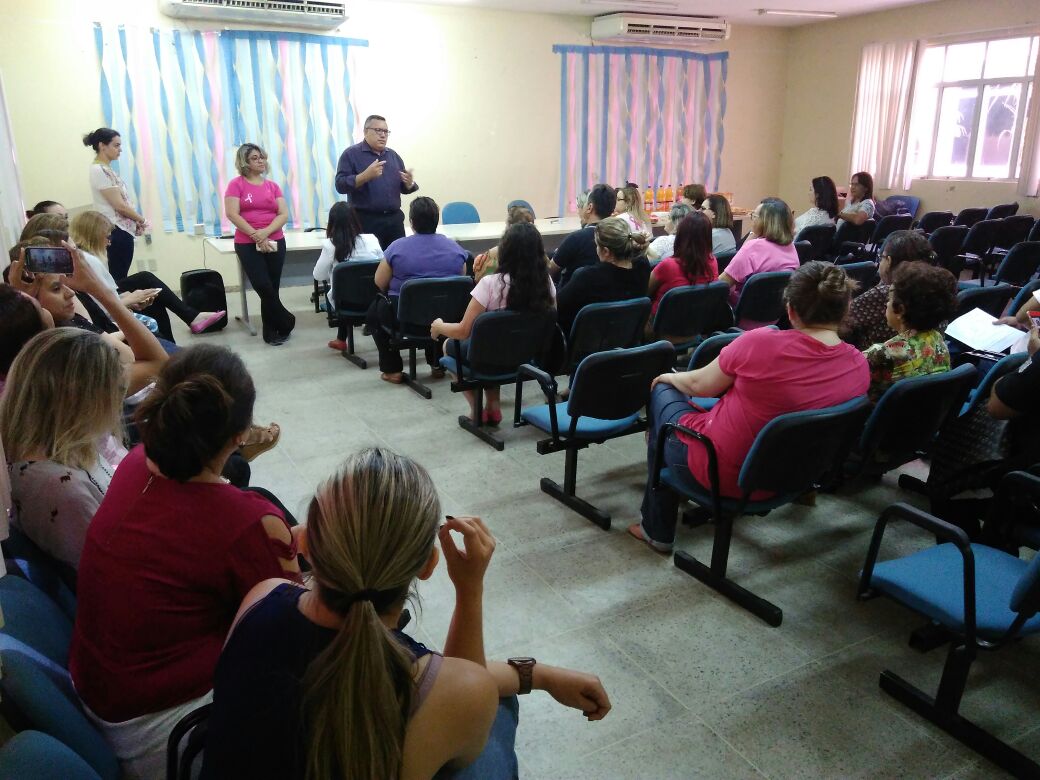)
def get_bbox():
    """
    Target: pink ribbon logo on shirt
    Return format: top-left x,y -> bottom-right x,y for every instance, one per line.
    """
243,193 -> 254,204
